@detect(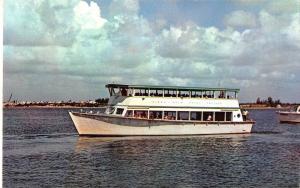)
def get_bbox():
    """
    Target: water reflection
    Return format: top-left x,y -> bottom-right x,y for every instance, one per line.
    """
74,134 -> 252,153
69,135 -> 258,187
